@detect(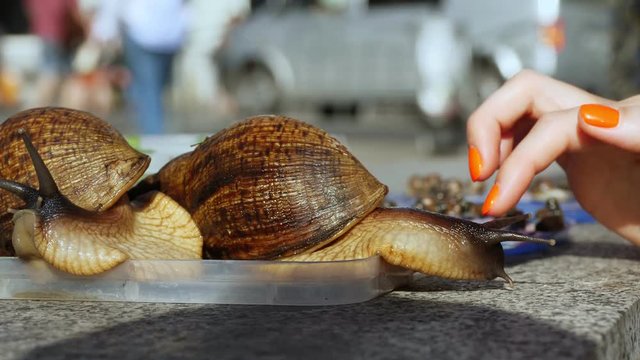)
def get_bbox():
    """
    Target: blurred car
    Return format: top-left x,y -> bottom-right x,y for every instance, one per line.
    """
555,0 -> 612,97
218,0 -> 472,127
442,0 -> 613,103
443,0 -> 567,108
